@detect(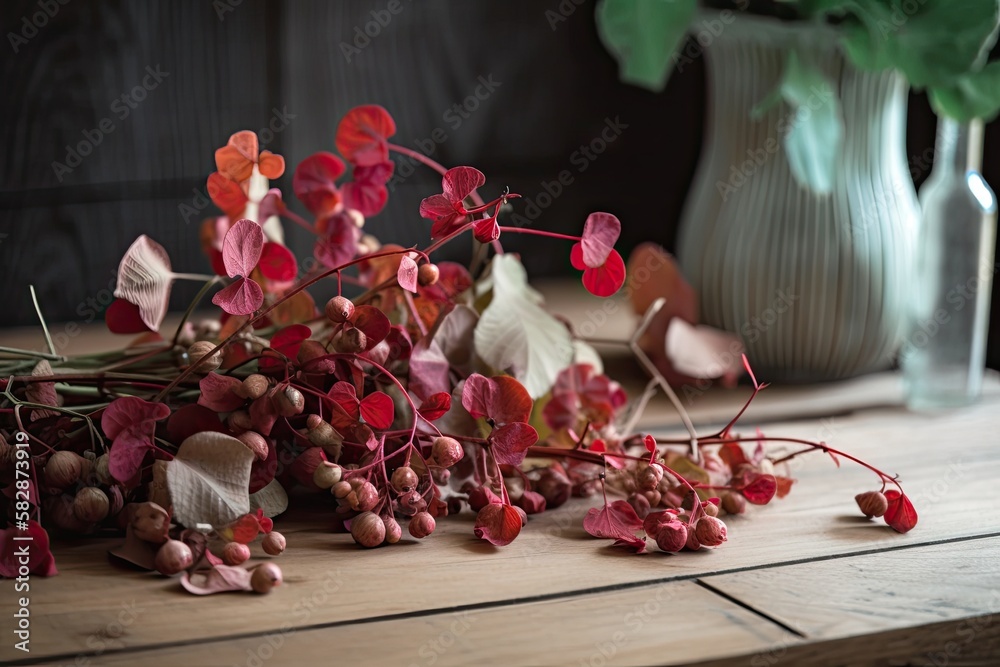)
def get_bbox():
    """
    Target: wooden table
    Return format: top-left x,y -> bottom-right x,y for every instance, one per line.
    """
3,288 -> 1000,666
